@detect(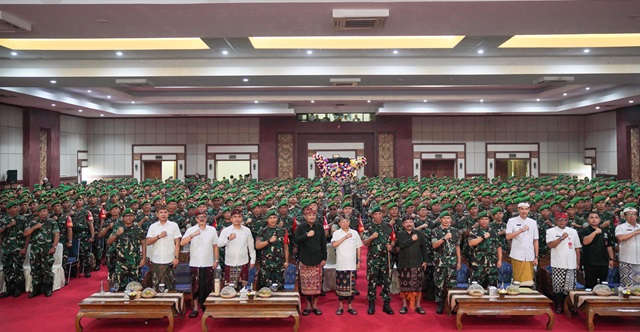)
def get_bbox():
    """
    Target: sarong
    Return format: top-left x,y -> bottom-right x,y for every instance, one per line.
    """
398,267 -> 424,292
224,264 -> 249,289
151,262 -> 175,291
299,262 -> 322,296
511,258 -> 534,286
551,267 -> 576,295
335,270 -> 356,298
619,262 -> 640,286
190,266 -> 213,305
